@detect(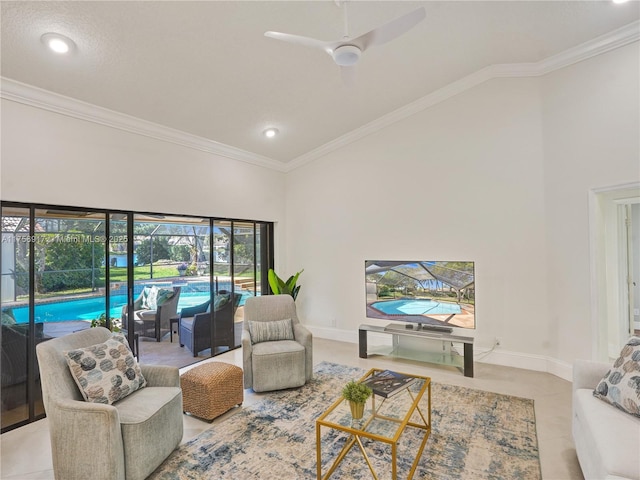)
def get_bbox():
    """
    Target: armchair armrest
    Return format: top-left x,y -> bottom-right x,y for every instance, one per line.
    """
48,397 -> 125,480
192,312 -> 212,335
573,360 -> 610,392
137,310 -> 157,321
140,364 -> 180,388
293,323 -> 312,349
241,329 -> 253,388
241,329 -> 252,350
180,301 -> 210,319
293,322 -> 313,382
